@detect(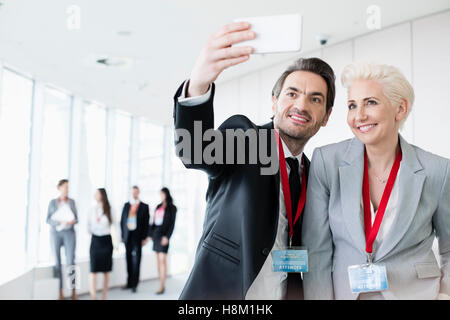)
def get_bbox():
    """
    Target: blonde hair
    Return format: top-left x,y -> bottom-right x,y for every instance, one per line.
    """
341,61 -> 415,127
